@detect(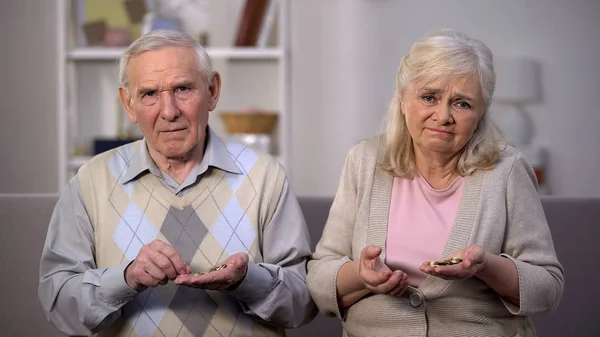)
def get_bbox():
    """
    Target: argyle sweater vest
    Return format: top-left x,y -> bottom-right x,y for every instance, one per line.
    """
77,140 -> 285,337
